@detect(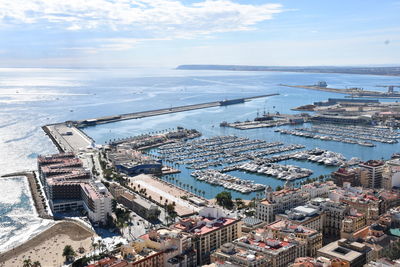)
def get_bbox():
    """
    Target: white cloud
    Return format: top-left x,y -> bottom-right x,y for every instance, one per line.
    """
0,0 -> 283,38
